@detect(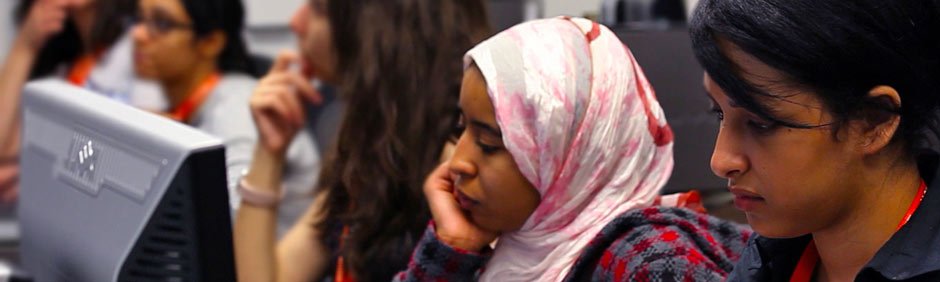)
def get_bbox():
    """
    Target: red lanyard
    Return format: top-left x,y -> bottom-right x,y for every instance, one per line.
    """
335,226 -> 356,282
67,52 -> 101,86
168,73 -> 221,123
790,180 -> 927,282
